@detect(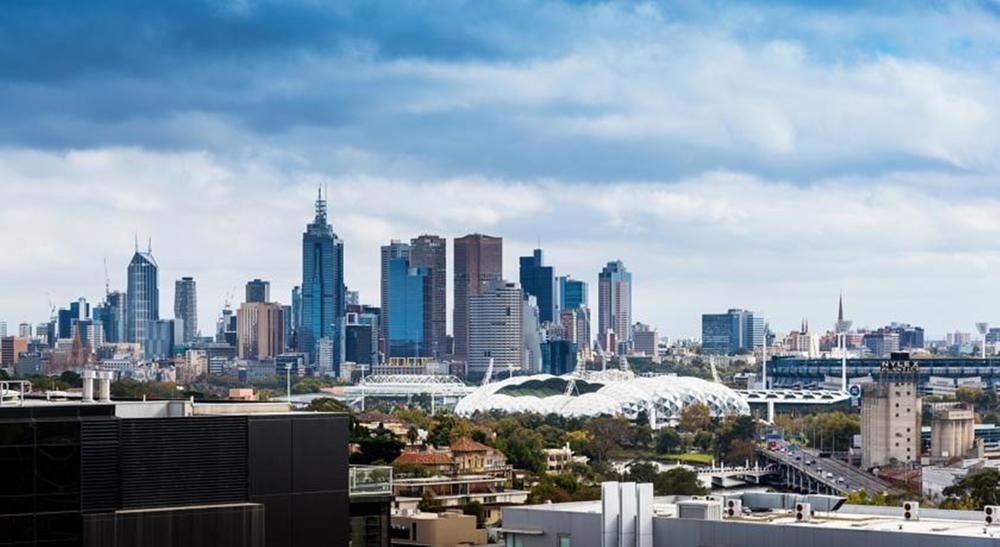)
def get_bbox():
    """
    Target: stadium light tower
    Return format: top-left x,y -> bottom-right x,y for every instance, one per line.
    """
977,322 -> 990,360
